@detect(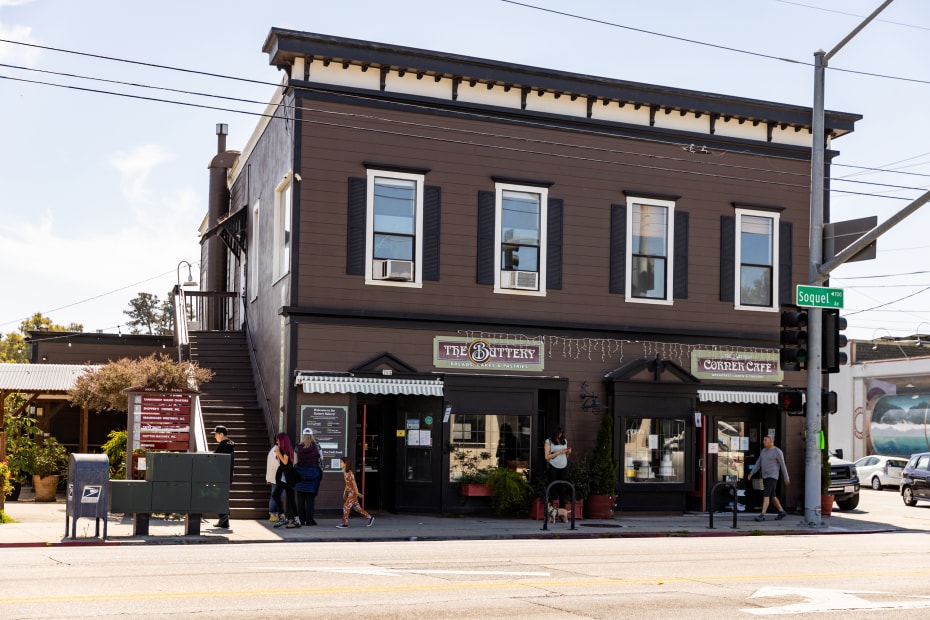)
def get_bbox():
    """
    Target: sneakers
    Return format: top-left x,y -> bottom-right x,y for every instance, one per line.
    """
273,515 -> 288,529
285,518 -> 301,529
336,523 -> 348,528
775,511 -> 787,520
367,515 -> 375,527
214,518 -> 230,529
754,514 -> 766,522
269,515 -> 279,523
